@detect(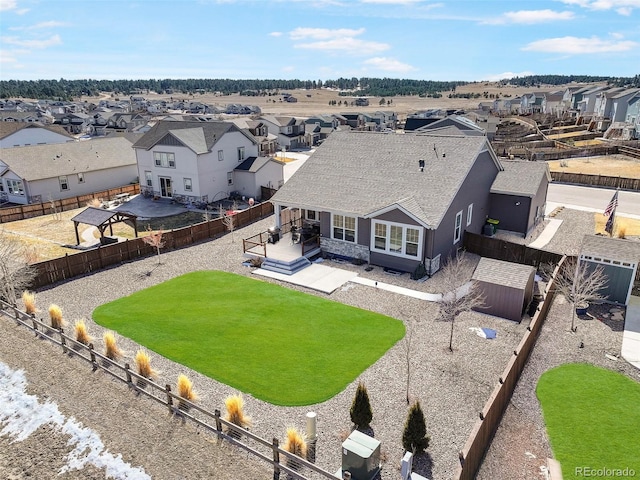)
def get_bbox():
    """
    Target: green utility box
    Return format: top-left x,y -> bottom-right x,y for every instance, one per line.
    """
341,430 -> 381,480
